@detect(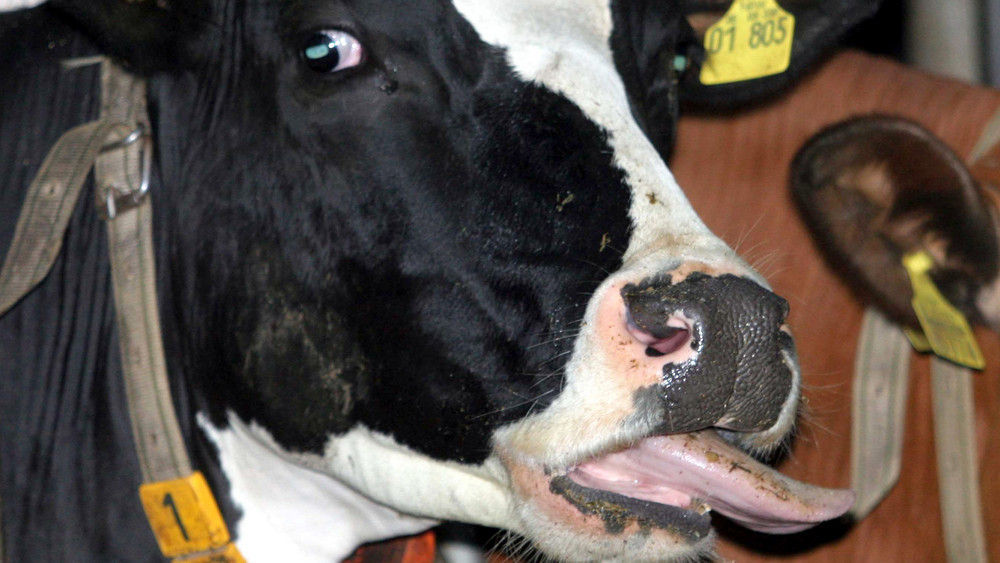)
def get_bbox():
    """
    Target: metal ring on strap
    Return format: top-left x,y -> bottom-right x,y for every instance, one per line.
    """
98,123 -> 152,221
